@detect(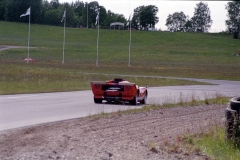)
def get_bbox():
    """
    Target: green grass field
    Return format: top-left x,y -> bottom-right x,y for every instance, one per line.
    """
0,21 -> 239,94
